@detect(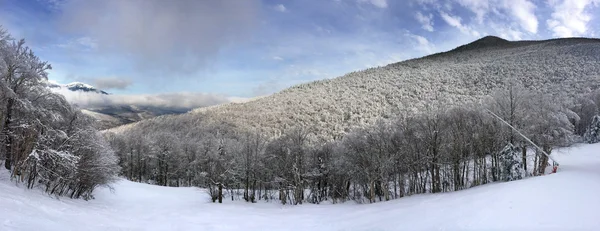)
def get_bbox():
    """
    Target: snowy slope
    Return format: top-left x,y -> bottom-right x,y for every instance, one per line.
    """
2,143 -> 600,231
